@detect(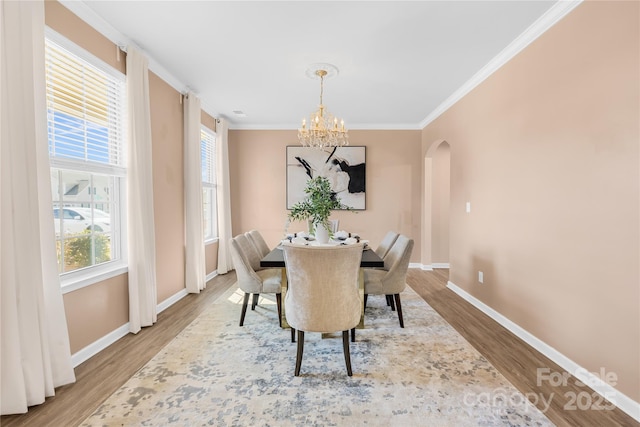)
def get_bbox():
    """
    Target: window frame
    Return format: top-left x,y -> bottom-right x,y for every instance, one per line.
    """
45,28 -> 128,293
